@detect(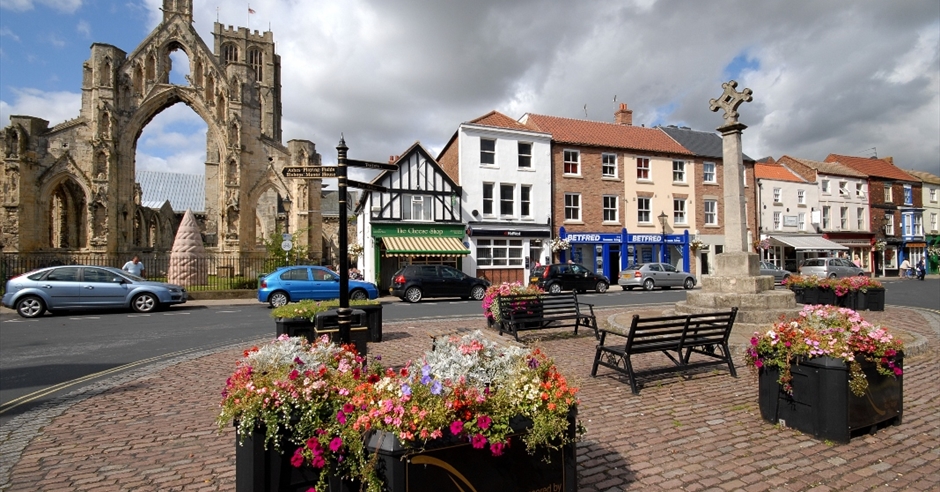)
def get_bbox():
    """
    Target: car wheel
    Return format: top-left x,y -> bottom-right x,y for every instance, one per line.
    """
548,283 -> 562,294
828,273 -> 837,279
470,285 -> 486,301
132,292 -> 158,313
621,286 -> 628,291
595,281 -> 608,293
404,287 -> 423,303
15,295 -> 45,318
643,278 -> 655,291
268,290 -> 289,308
683,278 -> 695,290
350,289 -> 368,301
